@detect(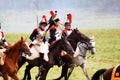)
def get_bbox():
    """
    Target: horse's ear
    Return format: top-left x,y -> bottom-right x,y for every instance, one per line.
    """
76,28 -> 78,30
21,36 -> 27,41
74,28 -> 77,32
21,36 -> 23,41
